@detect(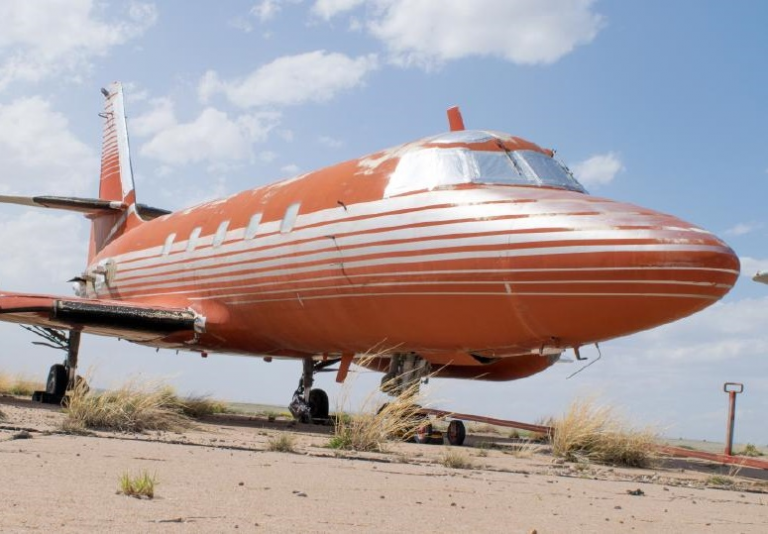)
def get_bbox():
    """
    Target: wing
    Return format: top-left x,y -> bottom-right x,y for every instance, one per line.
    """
754,271 -> 768,285
0,291 -> 201,343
